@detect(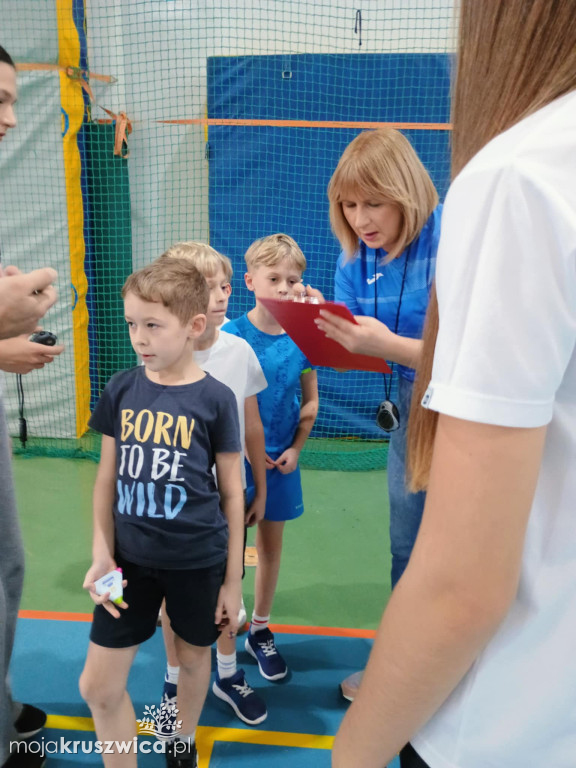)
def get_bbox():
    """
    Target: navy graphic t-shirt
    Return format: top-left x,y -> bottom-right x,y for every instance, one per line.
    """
89,367 -> 241,570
